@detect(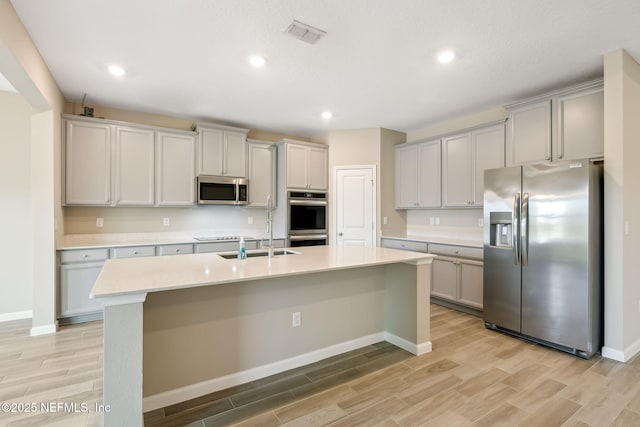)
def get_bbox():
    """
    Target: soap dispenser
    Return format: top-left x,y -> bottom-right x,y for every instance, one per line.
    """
238,237 -> 247,260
